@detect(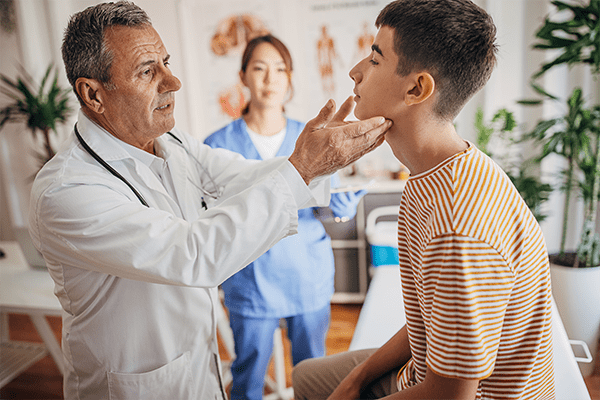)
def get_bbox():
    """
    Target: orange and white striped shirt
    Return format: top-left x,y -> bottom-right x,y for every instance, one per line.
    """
397,143 -> 554,399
